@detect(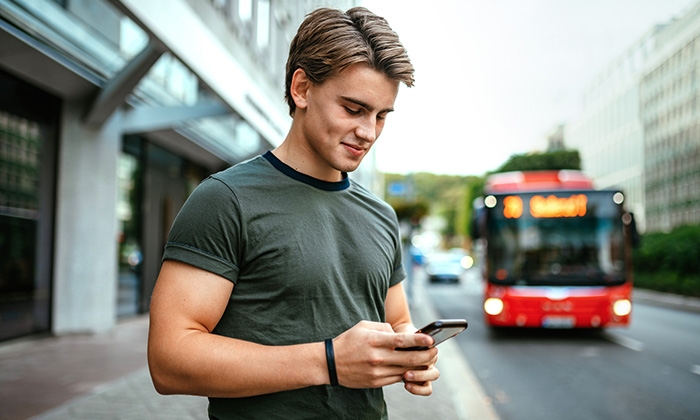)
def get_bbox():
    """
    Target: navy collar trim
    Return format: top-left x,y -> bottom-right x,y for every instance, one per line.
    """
263,151 -> 350,191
